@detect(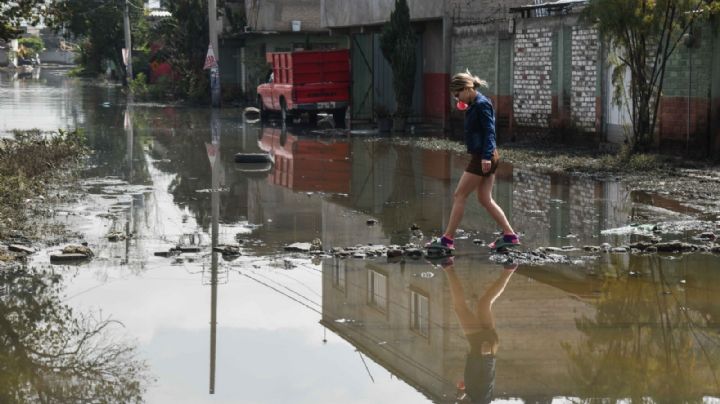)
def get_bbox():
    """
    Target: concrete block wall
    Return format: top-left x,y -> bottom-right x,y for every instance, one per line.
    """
513,27 -> 554,128
453,29 -> 498,96
248,0 -> 323,32
511,169 -> 552,246
713,25 -> 720,158
512,21 -> 600,134
567,177 -> 600,240
550,25 -> 572,128
570,27 -> 599,132
658,23 -> 717,154
452,27 -> 515,129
